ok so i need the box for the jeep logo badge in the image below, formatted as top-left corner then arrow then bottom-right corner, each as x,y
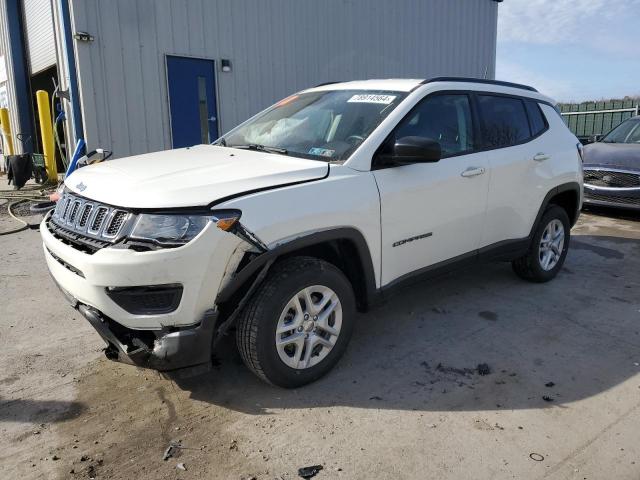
76,182 -> 87,192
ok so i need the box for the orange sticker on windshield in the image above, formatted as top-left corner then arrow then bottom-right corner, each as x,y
274,95 -> 299,107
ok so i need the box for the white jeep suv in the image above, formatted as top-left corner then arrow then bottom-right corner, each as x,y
41,78 -> 583,387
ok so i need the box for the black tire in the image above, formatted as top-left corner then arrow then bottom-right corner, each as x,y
236,256 -> 356,388
30,201 -> 56,214
512,205 -> 570,283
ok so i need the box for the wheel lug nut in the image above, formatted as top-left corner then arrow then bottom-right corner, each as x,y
313,316 -> 318,321
297,326 -> 303,332
304,314 -> 309,320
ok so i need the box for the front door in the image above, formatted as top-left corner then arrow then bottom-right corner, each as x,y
373,93 -> 490,286
166,56 -> 218,148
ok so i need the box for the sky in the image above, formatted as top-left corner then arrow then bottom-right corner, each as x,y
496,0 -> 640,103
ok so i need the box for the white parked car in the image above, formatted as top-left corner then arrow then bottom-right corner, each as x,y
41,78 -> 583,387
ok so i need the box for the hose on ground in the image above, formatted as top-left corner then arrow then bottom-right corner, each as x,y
0,184 -> 56,235
0,199 -> 29,235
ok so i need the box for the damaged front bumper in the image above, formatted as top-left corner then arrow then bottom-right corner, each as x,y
77,302 -> 217,378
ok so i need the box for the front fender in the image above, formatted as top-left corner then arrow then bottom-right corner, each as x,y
215,227 -> 377,308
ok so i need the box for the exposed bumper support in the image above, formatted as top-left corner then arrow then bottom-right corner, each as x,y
77,303 -> 217,378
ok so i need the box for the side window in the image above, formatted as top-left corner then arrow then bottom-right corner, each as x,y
524,100 -> 547,137
394,94 -> 475,157
478,95 -> 531,148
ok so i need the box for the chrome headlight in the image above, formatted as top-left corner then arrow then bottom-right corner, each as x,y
128,210 -> 241,246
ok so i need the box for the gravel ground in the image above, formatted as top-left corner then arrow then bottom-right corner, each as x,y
1,206 -> 639,480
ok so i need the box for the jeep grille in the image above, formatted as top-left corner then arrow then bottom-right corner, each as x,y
49,192 -> 133,252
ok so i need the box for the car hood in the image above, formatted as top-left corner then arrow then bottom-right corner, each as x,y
64,145 -> 329,209
582,142 -> 640,170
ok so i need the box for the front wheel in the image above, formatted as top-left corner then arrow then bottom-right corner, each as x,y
512,205 -> 570,282
236,256 -> 356,388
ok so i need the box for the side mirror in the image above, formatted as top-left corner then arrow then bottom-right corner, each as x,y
589,134 -> 602,143
76,149 -> 114,169
391,136 -> 441,164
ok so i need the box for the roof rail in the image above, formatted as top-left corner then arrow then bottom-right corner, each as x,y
421,77 -> 538,92
314,81 -> 342,87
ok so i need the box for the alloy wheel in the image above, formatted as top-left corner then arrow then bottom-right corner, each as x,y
538,218 -> 565,271
274,285 -> 342,369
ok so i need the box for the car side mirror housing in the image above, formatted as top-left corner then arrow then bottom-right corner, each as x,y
390,136 -> 441,164
589,134 -> 602,143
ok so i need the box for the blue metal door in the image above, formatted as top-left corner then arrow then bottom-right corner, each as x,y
166,56 -> 218,148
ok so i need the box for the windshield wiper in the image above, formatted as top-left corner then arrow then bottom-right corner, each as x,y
228,144 -> 288,155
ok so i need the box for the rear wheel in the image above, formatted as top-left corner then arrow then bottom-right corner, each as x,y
512,205 -> 570,282
236,256 -> 355,388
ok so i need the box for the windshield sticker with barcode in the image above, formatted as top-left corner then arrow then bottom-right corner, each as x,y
347,94 -> 397,104
309,147 -> 335,157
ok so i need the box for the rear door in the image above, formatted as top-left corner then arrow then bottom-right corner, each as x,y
166,56 -> 218,148
477,95 -> 549,246
373,92 -> 490,286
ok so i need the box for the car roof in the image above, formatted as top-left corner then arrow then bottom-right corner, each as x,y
306,77 -> 553,103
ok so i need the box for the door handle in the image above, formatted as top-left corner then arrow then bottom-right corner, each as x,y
533,152 -> 550,161
460,166 -> 486,178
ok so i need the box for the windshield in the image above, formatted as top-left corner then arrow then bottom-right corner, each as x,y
221,90 -> 406,161
602,119 -> 640,144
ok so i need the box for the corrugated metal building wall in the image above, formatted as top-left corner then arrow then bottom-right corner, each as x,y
68,0 -> 498,159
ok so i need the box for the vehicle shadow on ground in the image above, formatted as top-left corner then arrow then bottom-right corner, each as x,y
177,234 -> 640,415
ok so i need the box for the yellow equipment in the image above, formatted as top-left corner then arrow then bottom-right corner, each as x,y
36,90 -> 57,181
0,107 -> 15,155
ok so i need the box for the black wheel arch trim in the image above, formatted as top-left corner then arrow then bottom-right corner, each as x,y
215,227 -> 378,308
530,181 -> 581,236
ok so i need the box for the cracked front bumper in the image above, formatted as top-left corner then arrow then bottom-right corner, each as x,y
76,300 -> 217,377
